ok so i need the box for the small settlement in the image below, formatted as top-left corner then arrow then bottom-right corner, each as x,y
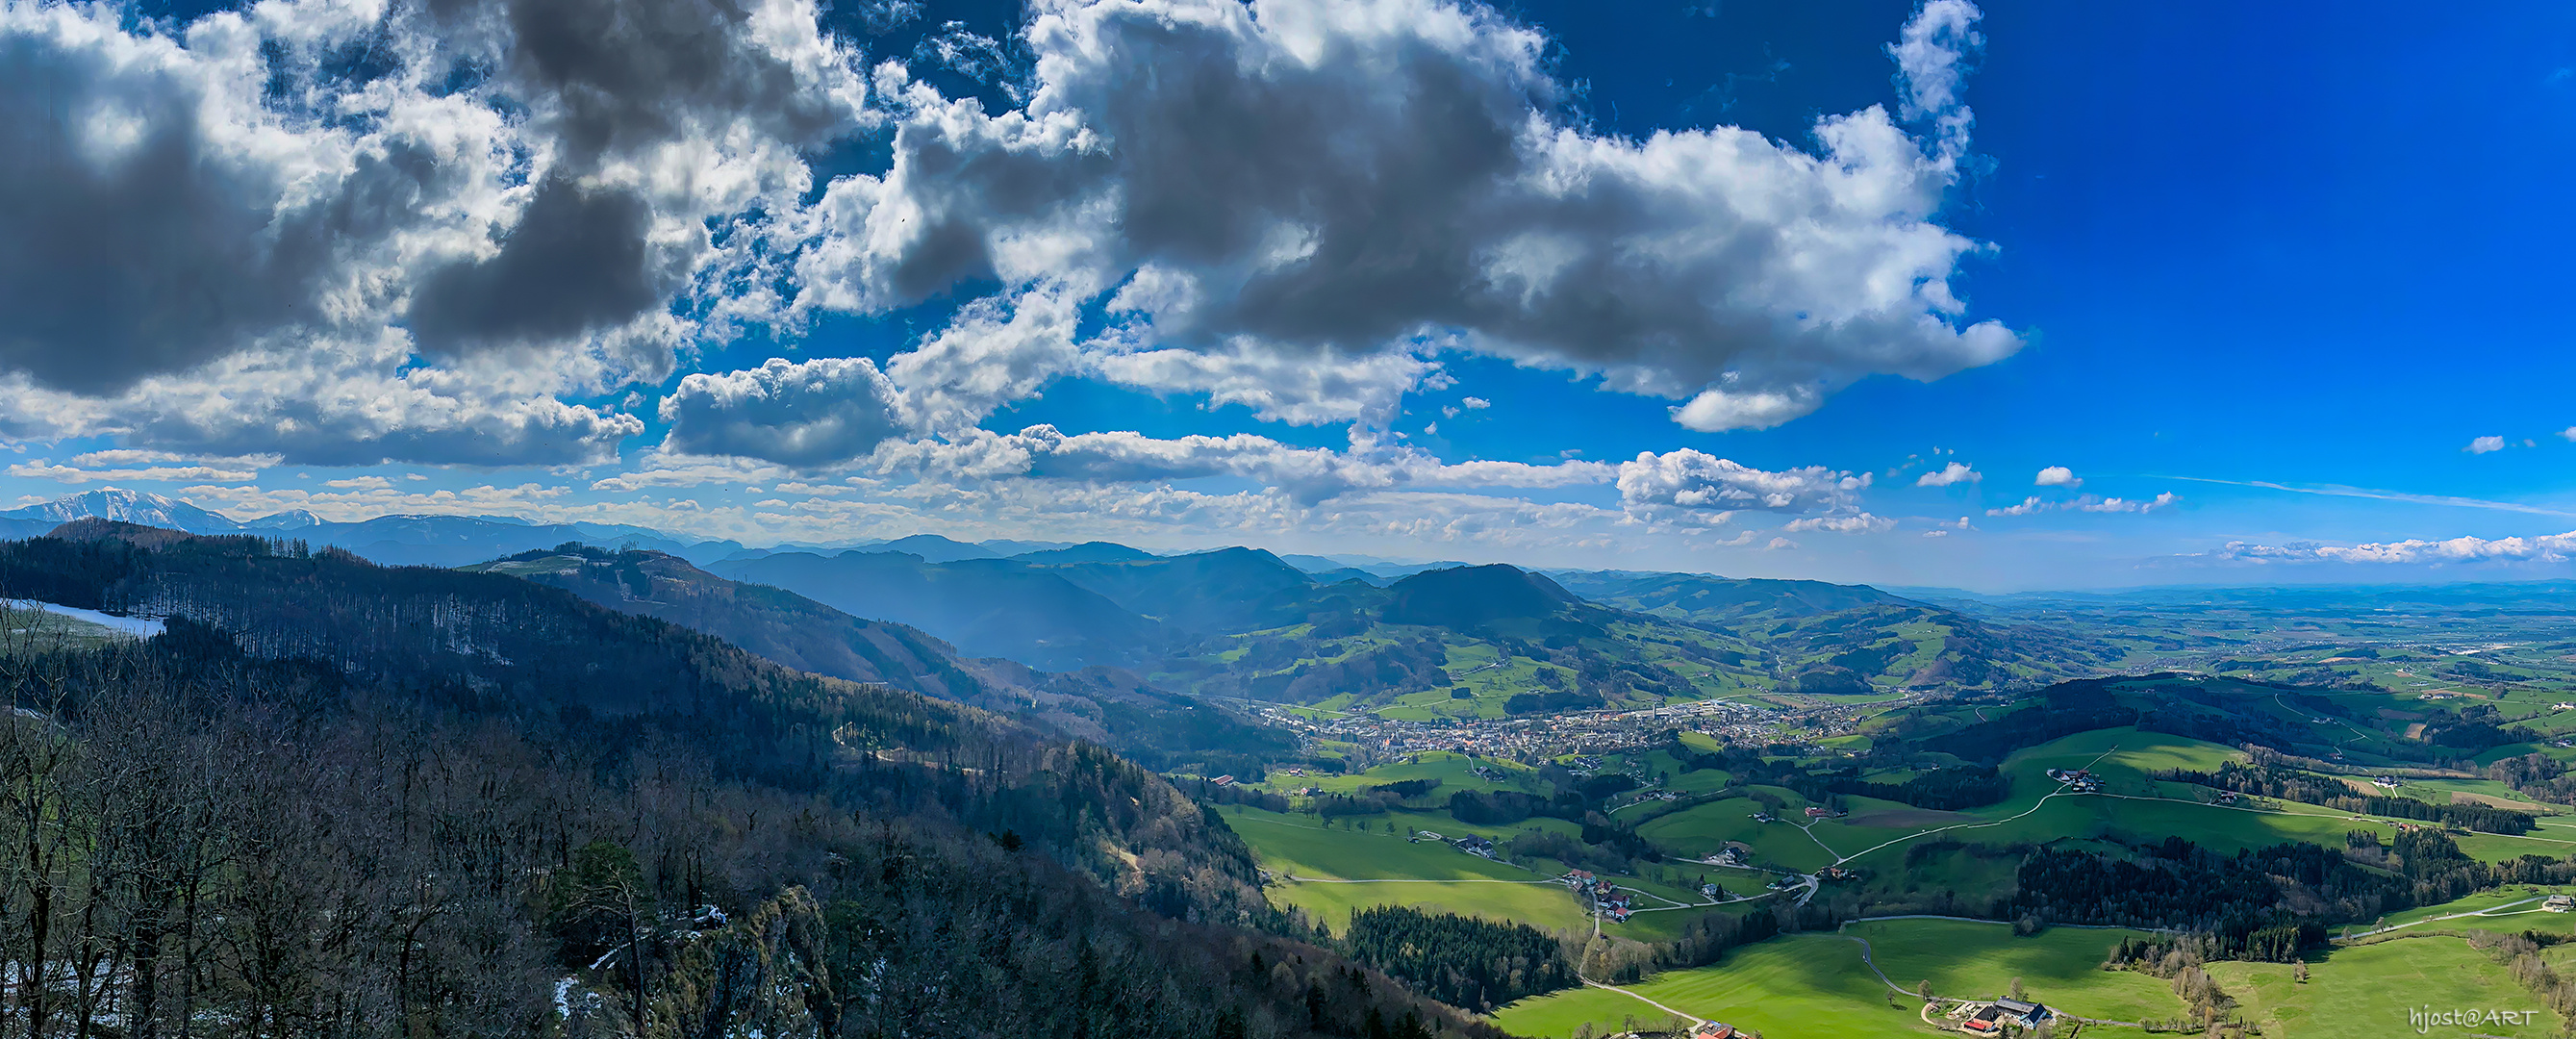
1559,870 -> 1632,921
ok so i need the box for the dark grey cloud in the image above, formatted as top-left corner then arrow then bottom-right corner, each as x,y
406,179 -> 665,354
0,0 -> 868,466
0,28 -> 323,393
433,0 -> 859,169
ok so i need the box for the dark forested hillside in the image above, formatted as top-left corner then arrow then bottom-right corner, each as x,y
467,543 -> 1002,702
470,544 -> 1298,778
0,523 -> 1503,1039
714,549 -> 1173,670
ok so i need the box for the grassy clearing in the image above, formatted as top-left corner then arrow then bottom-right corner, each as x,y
1220,804 -> 1745,943
1258,750 -> 1534,795
2209,937 -> 2563,1038
1217,806 -> 1538,881
1275,874 -> 1590,935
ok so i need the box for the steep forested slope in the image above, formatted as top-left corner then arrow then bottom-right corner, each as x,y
714,549 -> 1172,670
467,544 -> 998,701
0,522 -> 1499,1039
471,543 -> 1297,778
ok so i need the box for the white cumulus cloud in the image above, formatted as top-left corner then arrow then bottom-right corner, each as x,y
798,0 -> 2019,434
1615,448 -> 1873,526
2218,531 -> 2576,565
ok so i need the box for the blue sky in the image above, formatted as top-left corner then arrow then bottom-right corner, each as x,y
1,0 -> 2572,590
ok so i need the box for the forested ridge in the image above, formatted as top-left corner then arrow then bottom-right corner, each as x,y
0,523 -> 1506,1039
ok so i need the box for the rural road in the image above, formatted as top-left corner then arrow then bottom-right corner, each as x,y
1577,978 -> 1699,1026
2343,896 -> 2550,939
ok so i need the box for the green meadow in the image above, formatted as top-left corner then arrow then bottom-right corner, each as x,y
2209,936 -> 2563,1038
1492,919 -> 2176,1038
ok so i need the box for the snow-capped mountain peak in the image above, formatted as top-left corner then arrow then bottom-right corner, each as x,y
0,489 -> 245,534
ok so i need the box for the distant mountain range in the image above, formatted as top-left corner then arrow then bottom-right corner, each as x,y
1,490 -> 2100,701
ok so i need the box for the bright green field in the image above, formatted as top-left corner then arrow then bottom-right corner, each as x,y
1218,806 -> 1541,881
2210,937 -> 2563,1037
1635,728 -> 2362,875
1273,874 -> 1592,934
1691,728 -> 2571,873
1490,919 -> 2176,1039
1260,750 -> 1536,795
1220,804 -> 1744,941
2361,885 -> 2576,934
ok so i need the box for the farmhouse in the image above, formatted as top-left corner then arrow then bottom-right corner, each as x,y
1960,999 -> 2052,1033
1454,835 -> 1496,857
2546,895 -> 2574,913
1691,1023 -> 1736,1039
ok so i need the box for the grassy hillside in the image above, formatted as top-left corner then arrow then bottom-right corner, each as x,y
2210,936 -> 2564,1038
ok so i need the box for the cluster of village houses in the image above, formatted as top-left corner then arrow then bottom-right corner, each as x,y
1243,694 -> 1820,765
1559,870 -> 1635,922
